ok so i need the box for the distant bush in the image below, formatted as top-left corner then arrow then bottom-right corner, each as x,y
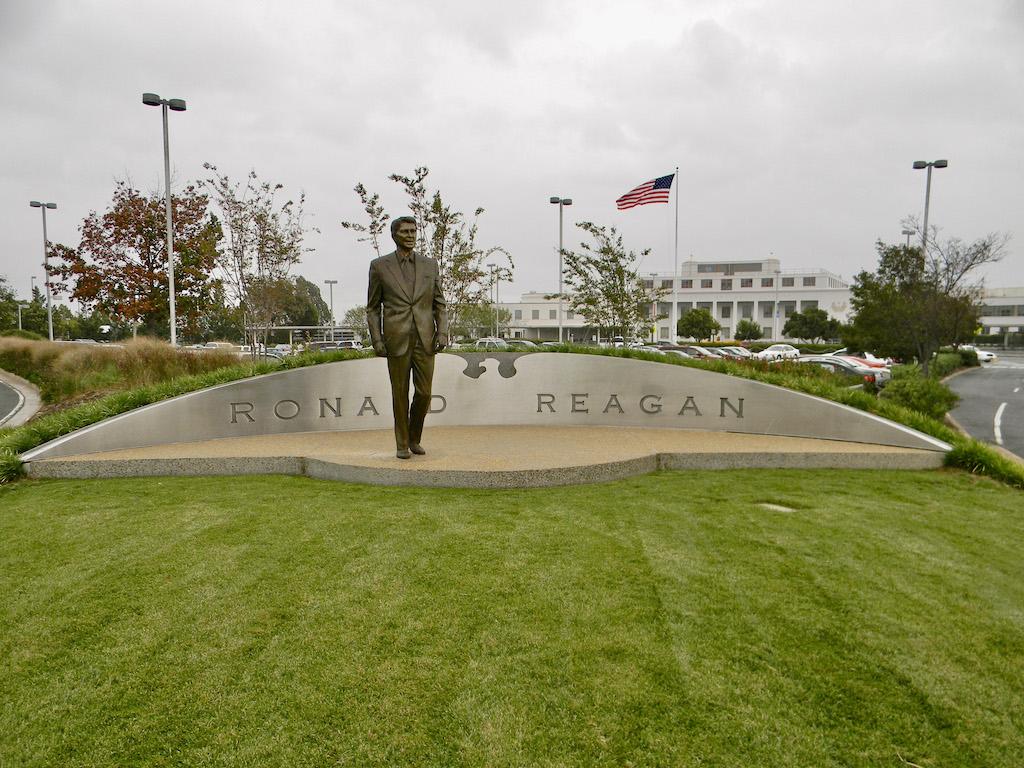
879,376 -> 959,420
1,329 -> 44,340
0,338 -> 240,403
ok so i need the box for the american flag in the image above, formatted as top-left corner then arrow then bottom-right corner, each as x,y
615,173 -> 675,210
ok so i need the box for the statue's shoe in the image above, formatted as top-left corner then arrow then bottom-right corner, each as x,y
409,443 -> 426,455
396,448 -> 412,459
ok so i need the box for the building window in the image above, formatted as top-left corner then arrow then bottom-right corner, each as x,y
741,278 -> 753,288
549,309 -> 557,319
721,279 -> 732,291
642,279 -> 654,289
659,327 -> 669,339
800,300 -> 818,312
720,304 -> 731,319
514,310 -> 522,320
700,279 -> 713,289
531,309 -> 539,320
566,310 -> 574,320
761,302 -> 774,318
761,278 -> 773,287
739,302 -> 753,319
681,279 -> 693,289
803,276 -> 816,286
661,279 -> 674,289
782,277 -> 795,287
762,326 -> 772,337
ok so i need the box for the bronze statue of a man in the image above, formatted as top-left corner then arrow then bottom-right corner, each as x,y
367,216 -> 448,459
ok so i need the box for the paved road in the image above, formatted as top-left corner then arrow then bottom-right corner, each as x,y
948,350 -> 1024,459
0,379 -> 23,426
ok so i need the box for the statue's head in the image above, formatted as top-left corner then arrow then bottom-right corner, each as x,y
391,216 -> 417,251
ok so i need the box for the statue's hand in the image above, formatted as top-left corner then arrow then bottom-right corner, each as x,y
373,343 -> 388,358
434,334 -> 448,353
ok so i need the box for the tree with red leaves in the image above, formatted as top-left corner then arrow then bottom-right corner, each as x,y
53,181 -> 222,339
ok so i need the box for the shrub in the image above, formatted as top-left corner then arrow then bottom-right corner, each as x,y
1,329 -> 45,340
879,376 -> 959,420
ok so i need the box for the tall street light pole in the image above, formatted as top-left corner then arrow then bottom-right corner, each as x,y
29,201 -> 56,341
549,196 -> 572,343
143,92 -> 186,346
487,263 -> 497,337
324,279 -> 337,342
773,268 -> 781,341
912,159 -> 947,256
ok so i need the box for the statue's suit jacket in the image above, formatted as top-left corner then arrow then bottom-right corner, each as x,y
366,250 -> 448,358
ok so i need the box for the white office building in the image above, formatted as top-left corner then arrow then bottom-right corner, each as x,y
499,258 -> 852,342
978,287 -> 1024,336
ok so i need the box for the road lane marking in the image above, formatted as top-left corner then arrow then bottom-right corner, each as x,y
994,402 -> 1007,445
1015,387 -> 1021,393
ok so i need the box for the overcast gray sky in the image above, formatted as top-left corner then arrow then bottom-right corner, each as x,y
2,0 -> 1021,316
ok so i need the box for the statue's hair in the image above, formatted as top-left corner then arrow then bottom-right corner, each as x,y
391,216 -> 417,237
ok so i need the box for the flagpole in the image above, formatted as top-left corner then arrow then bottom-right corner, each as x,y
672,166 -> 679,342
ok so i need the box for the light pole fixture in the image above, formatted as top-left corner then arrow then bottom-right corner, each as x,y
17,304 -> 29,331
549,196 -> 572,343
487,262 -> 497,337
324,279 -> 338,342
773,268 -> 781,341
143,92 -> 187,346
29,200 -> 56,341
912,159 -> 947,256
901,228 -> 915,247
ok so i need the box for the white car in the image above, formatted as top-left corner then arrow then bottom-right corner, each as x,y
755,344 -> 800,361
475,337 -> 508,350
959,345 -> 997,363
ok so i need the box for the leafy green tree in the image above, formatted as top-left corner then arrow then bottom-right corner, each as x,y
734,318 -> 763,341
342,305 -> 367,333
782,308 -> 839,342
0,275 -> 18,332
848,232 -> 1005,375
341,166 -> 512,335
203,165 -> 314,354
559,222 -> 666,340
677,308 -> 721,342
451,302 -> 512,339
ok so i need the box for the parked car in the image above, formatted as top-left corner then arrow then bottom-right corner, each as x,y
834,354 -> 888,370
827,348 -> 893,366
755,344 -> 800,361
505,339 -> 538,349
799,355 -> 890,387
718,345 -> 753,359
958,345 -> 997,363
664,349 -> 692,359
475,337 -> 509,350
677,345 -> 724,359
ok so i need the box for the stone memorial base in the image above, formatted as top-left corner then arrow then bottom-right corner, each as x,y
25,425 -> 945,489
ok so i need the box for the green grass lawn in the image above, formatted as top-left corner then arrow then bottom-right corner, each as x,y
1,470 -> 1022,767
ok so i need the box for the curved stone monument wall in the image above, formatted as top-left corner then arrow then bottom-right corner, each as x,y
22,353 -> 950,462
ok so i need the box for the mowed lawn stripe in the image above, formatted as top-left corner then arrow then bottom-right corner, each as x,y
1,470 -> 1022,766
631,470 -> 1024,767
2,476 -> 693,767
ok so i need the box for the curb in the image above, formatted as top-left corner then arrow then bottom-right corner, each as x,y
0,369 -> 42,429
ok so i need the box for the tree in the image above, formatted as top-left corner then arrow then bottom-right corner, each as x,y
341,166 -> 512,335
342,305 -> 367,333
677,308 -> 721,342
782,308 -> 839,342
0,275 -> 18,332
847,228 -> 1006,375
203,165 -> 315,354
451,302 -> 512,339
559,222 -> 666,340
734,318 -> 763,341
51,181 -> 222,338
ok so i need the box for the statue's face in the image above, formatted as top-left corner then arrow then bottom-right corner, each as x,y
394,221 -> 417,251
